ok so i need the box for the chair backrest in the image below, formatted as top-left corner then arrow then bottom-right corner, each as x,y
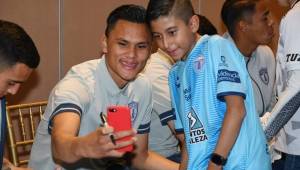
6,101 -> 48,167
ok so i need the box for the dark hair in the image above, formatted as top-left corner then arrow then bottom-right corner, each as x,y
221,0 -> 258,37
146,0 -> 195,25
0,20 -> 40,70
197,14 -> 218,35
105,4 -> 148,37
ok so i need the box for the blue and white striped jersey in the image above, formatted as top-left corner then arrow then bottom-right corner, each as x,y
169,35 -> 271,170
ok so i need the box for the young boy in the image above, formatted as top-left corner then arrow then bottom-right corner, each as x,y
146,0 -> 271,169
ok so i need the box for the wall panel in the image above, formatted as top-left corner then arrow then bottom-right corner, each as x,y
0,0 -> 59,104
199,0 -> 288,52
0,0 -> 290,104
63,0 -> 148,75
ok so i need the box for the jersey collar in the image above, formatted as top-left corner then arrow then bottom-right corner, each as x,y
98,56 -> 128,97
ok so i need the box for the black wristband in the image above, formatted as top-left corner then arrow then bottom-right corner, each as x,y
210,153 -> 227,166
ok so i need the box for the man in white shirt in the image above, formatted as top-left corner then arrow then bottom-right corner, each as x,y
221,0 -> 276,117
29,4 -> 179,170
265,0 -> 300,169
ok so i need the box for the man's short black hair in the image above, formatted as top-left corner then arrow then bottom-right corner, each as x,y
146,0 -> 195,25
105,4 -> 148,37
0,20 -> 40,70
221,0 -> 259,37
197,14 -> 218,35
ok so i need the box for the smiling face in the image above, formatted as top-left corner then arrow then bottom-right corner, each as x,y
150,15 -> 199,62
0,63 -> 33,97
243,0 -> 274,45
103,20 -> 151,88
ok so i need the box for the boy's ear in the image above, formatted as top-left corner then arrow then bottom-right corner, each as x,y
102,36 -> 108,54
189,15 -> 199,33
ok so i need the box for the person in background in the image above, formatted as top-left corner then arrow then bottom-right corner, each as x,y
197,14 -> 218,36
263,0 -> 300,169
146,0 -> 271,169
143,49 -> 179,162
221,0 -> 276,117
144,14 -> 217,163
29,4 -> 179,170
0,20 -> 40,170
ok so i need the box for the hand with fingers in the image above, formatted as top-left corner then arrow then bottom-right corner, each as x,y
75,126 -> 137,159
51,112 -> 137,164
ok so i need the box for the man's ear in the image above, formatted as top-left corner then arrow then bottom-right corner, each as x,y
238,20 -> 249,33
189,15 -> 200,33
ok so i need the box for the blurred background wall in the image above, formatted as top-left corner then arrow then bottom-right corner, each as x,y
0,0 -> 288,105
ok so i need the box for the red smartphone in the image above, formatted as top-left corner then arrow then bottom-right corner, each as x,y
107,105 -> 133,153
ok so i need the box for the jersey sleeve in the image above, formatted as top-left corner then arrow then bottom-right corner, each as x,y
146,58 -> 175,126
133,76 -> 153,134
214,38 -> 247,101
48,77 -> 91,134
280,14 -> 300,72
153,74 -> 175,126
264,70 -> 300,141
136,99 -> 152,134
169,66 -> 184,133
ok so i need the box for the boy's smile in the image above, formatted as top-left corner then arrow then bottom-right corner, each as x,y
150,15 -> 199,62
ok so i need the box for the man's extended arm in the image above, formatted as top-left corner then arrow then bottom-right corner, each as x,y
51,112 -> 136,164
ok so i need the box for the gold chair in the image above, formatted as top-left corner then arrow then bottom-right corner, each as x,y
6,101 -> 48,167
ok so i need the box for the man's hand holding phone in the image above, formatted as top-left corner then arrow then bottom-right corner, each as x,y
97,124 -> 136,155
75,106 -> 135,160
105,106 -> 135,153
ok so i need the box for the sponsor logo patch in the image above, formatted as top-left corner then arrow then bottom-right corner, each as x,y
217,69 -> 241,83
188,108 -> 208,144
286,53 -> 300,62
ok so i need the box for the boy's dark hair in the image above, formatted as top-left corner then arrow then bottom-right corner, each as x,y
105,4 -> 148,37
0,20 -> 40,70
221,0 -> 258,37
197,14 -> 218,35
146,0 -> 195,25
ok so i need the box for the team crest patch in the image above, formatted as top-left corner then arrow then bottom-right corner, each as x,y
128,102 -> 138,122
188,108 -> 208,144
259,68 -> 269,85
193,55 -> 205,73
